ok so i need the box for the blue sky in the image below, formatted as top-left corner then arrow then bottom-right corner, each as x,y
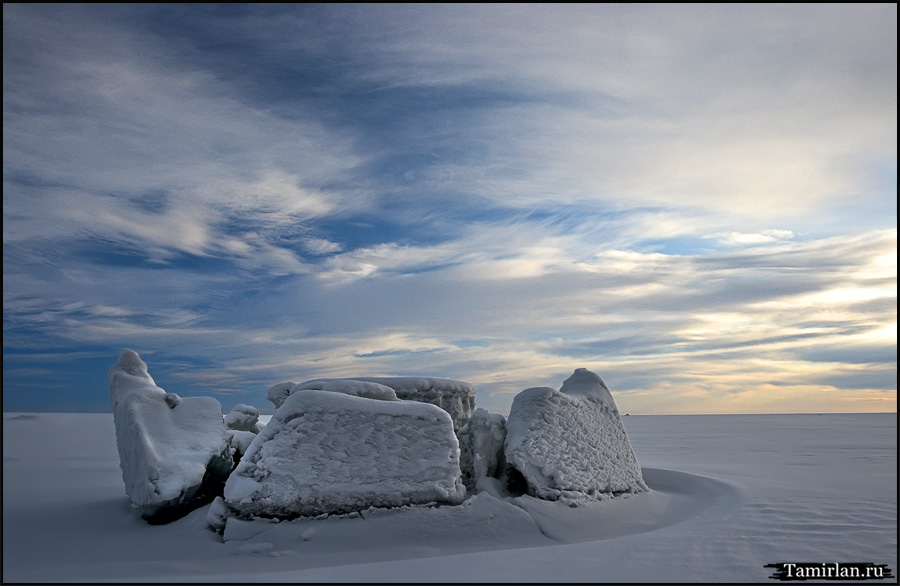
3,4 -> 896,415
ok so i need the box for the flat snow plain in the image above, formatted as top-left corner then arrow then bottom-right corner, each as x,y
2,412 -> 896,583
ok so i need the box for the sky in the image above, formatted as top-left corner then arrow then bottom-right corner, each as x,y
3,4 -> 896,415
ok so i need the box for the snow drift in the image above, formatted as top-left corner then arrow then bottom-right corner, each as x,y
108,349 -> 234,524
504,368 -> 648,502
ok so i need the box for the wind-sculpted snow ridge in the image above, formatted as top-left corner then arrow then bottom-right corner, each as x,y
290,376 -> 477,430
224,389 -> 466,519
505,368 -> 648,503
109,349 -> 234,524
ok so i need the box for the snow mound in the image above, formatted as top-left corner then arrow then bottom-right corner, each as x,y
298,379 -> 399,401
109,349 -> 234,524
225,404 -> 265,433
207,496 -> 229,534
504,368 -> 648,503
457,408 -> 508,492
266,382 -> 295,409
294,376 -> 476,430
224,389 -> 466,518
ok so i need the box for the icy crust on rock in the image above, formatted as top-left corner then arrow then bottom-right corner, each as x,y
224,389 -> 466,518
504,368 -> 648,503
224,404 -> 265,433
457,408 -> 508,492
109,349 -> 234,524
295,377 -> 476,430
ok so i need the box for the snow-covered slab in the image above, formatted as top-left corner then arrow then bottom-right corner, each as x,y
109,349 -> 234,524
302,379 -> 399,401
224,389 -> 466,518
504,368 -> 648,502
295,376 -> 476,430
457,408 -> 508,492
224,404 -> 265,433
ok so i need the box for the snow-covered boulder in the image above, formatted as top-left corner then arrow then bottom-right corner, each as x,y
299,379 -> 399,401
294,376 -> 476,430
266,382 -> 295,409
224,389 -> 466,518
504,368 -> 648,503
109,349 -> 234,524
224,404 -> 265,433
457,408 -> 508,492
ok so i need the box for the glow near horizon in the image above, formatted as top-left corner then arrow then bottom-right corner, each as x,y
2,4 -> 896,415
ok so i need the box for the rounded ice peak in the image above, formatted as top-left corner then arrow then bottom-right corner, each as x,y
116,349 -> 150,378
559,368 -> 612,401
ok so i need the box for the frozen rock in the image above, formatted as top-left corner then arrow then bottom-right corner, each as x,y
224,389 -> 466,518
504,368 -> 648,503
294,376 -> 476,430
457,408 -> 508,492
225,404 -> 264,433
109,349 -> 234,524
266,382 -> 295,409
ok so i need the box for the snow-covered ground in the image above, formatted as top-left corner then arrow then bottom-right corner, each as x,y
2,412 -> 896,583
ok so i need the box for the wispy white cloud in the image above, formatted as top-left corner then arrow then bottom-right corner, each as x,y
3,6 -> 370,279
303,4 -> 896,222
708,230 -> 795,246
2,5 -> 895,414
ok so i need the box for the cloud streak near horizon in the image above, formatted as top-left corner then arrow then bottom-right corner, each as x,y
3,4 -> 896,414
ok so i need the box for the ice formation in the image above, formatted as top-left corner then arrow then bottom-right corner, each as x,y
109,349 -> 234,524
294,376 -> 476,430
224,404 -> 265,433
457,408 -> 508,492
504,368 -> 648,502
224,389 -> 466,518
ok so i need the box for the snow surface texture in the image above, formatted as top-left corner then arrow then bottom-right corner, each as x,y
224,404 -> 264,433
505,368 -> 649,502
108,349 -> 234,524
224,389 -> 466,518
293,377 -> 476,430
457,408 -> 508,493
